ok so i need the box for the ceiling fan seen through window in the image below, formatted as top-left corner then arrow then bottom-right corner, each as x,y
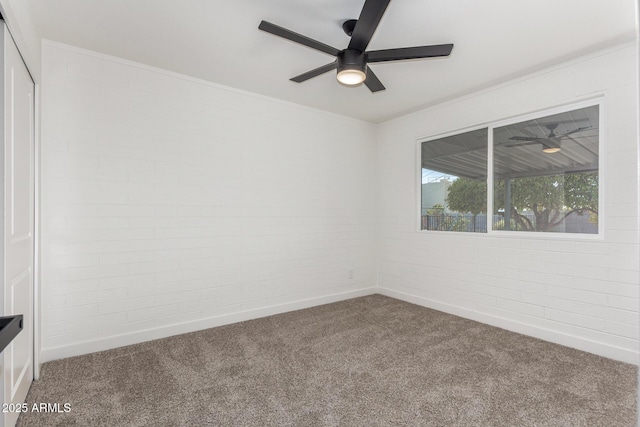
505,122 -> 593,154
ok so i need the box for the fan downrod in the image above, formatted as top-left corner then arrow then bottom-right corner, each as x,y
545,123 -> 559,137
342,19 -> 358,37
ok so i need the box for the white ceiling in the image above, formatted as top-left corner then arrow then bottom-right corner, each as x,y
28,0 -> 637,123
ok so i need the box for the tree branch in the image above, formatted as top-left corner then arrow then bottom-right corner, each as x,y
512,208 -> 533,231
547,208 -> 598,229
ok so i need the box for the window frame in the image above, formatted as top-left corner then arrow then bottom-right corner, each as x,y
416,97 -> 604,240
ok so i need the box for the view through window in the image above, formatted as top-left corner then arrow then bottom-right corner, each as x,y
493,105 -> 599,234
420,103 -> 600,234
421,128 -> 488,232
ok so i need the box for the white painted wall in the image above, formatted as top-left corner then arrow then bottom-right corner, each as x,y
377,43 -> 639,364
40,41 -> 377,361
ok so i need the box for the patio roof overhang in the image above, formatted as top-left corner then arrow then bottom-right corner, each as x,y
421,105 -> 599,180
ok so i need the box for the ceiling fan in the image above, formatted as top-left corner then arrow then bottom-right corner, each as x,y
505,123 -> 592,154
258,0 -> 454,92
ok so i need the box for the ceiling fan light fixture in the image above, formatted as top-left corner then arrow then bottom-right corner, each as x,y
336,49 -> 366,86
337,68 -> 366,85
542,146 -> 561,154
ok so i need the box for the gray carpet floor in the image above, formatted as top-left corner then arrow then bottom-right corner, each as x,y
17,295 -> 637,426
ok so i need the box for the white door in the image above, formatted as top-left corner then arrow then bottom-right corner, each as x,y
1,22 -> 34,427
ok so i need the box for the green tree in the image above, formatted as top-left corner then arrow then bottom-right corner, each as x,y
426,203 -> 445,215
445,178 -> 487,231
445,173 -> 598,232
494,172 -> 598,232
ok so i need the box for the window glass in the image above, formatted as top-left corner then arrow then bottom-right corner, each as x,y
492,105 -> 599,233
421,128 -> 488,232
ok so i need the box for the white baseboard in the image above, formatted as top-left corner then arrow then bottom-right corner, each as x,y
377,287 -> 639,366
42,287 -> 377,362
42,286 -> 638,366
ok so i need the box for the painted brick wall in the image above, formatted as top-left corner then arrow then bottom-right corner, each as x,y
376,44 -> 639,364
41,42 -> 377,360
42,40 -> 639,364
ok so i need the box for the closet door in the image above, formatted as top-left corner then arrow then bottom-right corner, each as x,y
1,22 -> 34,427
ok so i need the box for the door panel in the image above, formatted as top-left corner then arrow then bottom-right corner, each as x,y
10,68 -> 32,243
2,22 -> 34,427
9,268 -> 31,398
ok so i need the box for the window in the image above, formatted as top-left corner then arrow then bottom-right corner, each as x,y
419,102 -> 600,235
421,128 -> 488,232
493,104 -> 599,234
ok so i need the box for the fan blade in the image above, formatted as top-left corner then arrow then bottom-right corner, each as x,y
290,62 -> 338,83
538,119 -> 589,127
348,0 -> 390,52
509,136 -> 547,142
503,141 -> 539,147
367,44 -> 454,62
559,126 -> 591,137
364,66 -> 385,92
259,21 -> 340,56
508,136 -> 542,141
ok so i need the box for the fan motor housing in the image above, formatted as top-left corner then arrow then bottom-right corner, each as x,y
337,49 -> 366,75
